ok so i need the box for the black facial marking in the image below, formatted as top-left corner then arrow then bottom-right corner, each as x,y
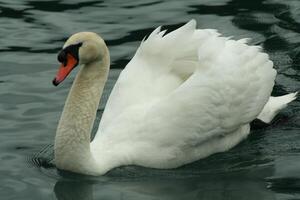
57,42 -> 82,66
57,50 -> 67,66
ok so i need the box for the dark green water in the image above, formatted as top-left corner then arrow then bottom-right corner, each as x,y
0,0 -> 299,199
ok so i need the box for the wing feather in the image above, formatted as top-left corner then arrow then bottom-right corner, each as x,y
97,19 -> 276,148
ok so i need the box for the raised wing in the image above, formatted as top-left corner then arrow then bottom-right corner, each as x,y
97,19 -> 276,144
131,29 -> 277,167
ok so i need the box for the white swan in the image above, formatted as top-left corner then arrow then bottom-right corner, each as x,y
52,20 -> 297,175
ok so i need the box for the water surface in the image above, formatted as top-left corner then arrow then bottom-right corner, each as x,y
0,0 -> 299,199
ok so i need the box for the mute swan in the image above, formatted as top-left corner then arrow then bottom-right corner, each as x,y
52,20 -> 297,175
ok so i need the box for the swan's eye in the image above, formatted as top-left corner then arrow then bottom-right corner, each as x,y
65,43 -> 82,59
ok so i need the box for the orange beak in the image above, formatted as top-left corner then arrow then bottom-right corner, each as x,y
52,53 -> 78,86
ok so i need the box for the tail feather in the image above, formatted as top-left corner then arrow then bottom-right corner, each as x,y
257,92 -> 298,123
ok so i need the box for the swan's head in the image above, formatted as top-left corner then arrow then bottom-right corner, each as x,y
53,32 -> 106,86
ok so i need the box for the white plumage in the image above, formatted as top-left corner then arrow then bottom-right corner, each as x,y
54,20 -> 297,175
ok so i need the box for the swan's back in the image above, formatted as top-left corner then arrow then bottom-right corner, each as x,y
91,20 -> 276,169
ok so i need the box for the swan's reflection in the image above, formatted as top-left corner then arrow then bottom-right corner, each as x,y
54,180 -> 94,200
54,167 -> 275,200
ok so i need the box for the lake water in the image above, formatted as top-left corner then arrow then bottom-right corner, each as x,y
0,0 -> 299,199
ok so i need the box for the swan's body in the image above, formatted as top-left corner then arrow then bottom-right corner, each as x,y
53,20 -> 297,175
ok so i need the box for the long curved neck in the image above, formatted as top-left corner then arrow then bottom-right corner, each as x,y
54,49 -> 109,175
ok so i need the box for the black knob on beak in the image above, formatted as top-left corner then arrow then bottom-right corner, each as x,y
57,50 -> 67,66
